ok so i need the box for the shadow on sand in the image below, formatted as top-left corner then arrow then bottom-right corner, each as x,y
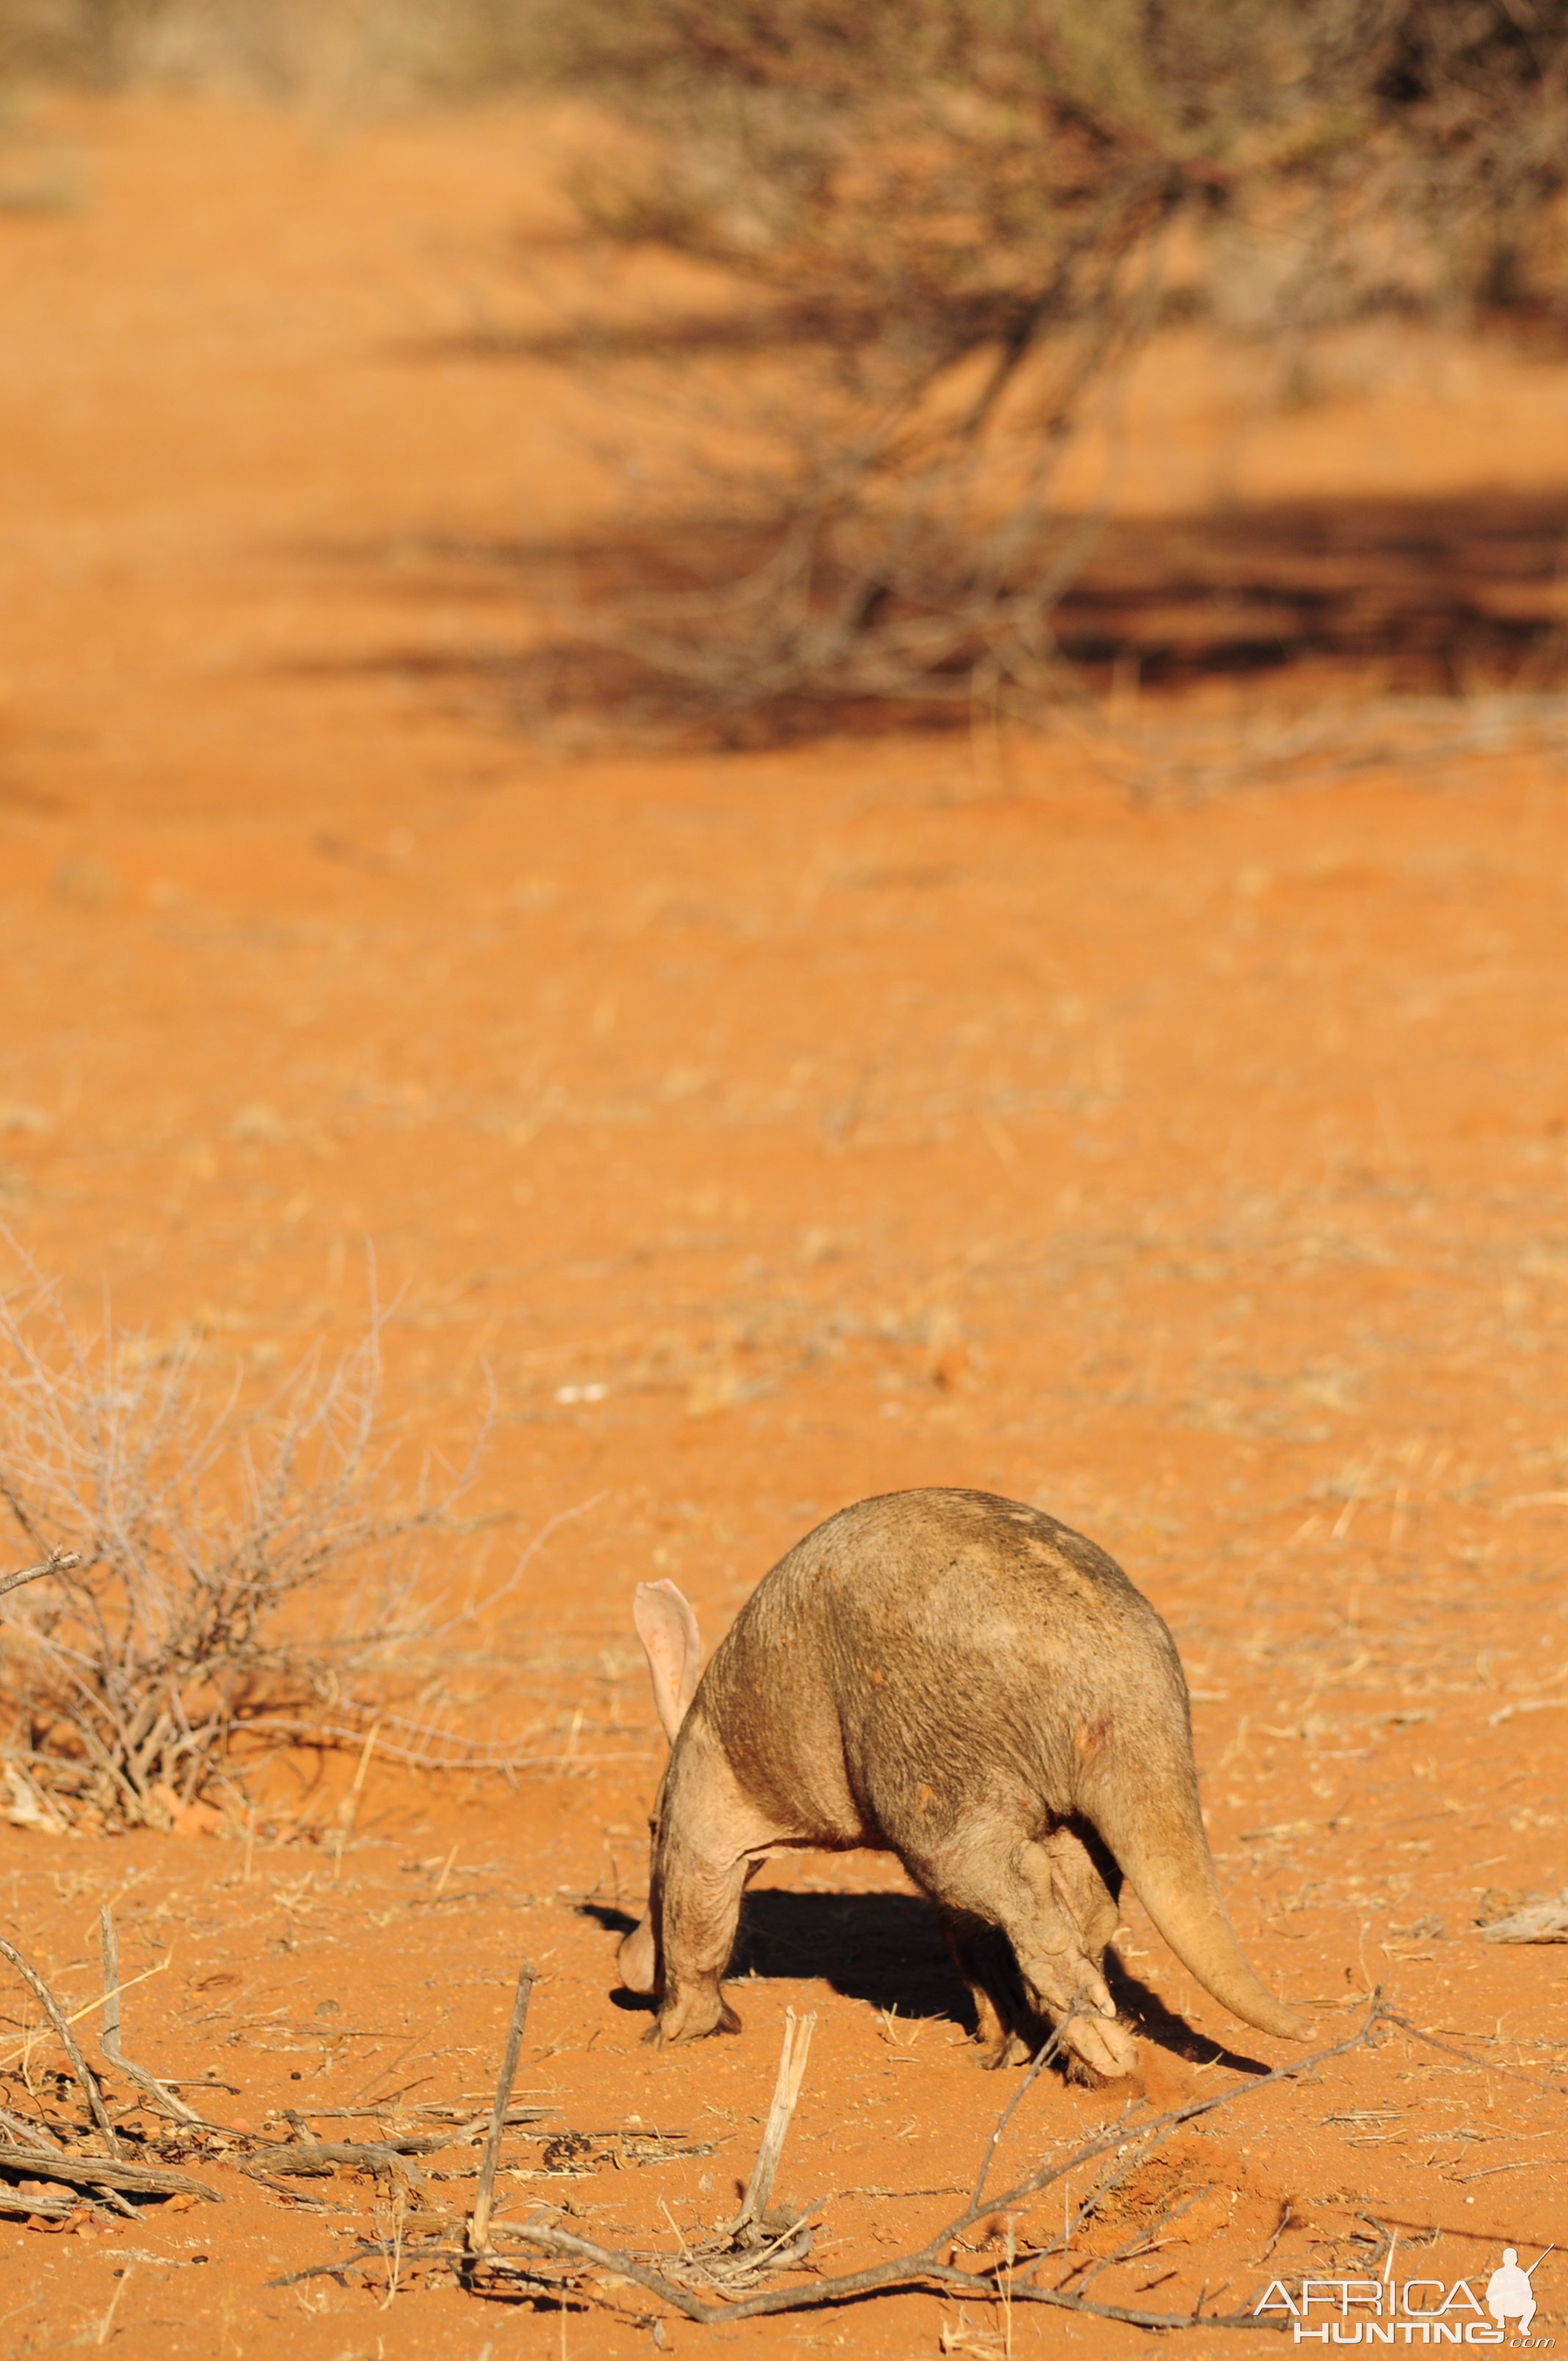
280,484 -> 1568,748
579,1892 -> 1271,2075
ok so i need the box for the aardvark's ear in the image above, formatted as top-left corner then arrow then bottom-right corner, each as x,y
632,1579 -> 702,1744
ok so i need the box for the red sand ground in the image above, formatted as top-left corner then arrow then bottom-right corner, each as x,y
1,92 -> 1566,2361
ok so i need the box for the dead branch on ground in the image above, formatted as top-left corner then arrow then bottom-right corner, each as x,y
428,1987 -> 1398,2327
0,1928 -> 225,2230
241,2140 -> 431,2195
1479,1892 -> 1568,1945
0,1933 -> 118,2153
0,2147 -> 220,2204
257,1984 -> 1564,2326
478,2001 -> 1435,2326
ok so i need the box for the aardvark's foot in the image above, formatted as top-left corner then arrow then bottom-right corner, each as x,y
975,2030 -> 1034,2069
643,1993 -> 742,2046
1061,2011 -> 1139,2084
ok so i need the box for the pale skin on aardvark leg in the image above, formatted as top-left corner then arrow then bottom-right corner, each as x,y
643,1724 -> 784,2046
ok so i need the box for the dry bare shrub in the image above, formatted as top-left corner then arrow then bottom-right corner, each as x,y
0,1264 -> 490,1831
537,0 -> 1568,728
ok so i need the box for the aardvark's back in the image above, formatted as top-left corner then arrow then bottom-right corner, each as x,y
700,1487 -> 1193,1846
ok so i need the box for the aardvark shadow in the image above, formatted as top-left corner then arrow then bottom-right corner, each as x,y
580,1892 -> 1269,2074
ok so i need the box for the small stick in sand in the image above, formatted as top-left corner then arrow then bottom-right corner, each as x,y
732,2009 -> 816,2241
468,1960 -> 536,2259
100,1907 -> 203,2125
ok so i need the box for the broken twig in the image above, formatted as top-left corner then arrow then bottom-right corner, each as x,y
732,2009 -> 816,2240
99,1907 -> 203,2126
0,2147 -> 218,2202
0,1548 -> 81,1605
467,1959 -> 535,2259
0,1934 -> 119,2155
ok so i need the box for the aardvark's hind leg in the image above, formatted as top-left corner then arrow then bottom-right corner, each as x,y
1034,1822 -> 1135,2083
938,1907 -> 1031,2068
917,1817 -> 1137,2081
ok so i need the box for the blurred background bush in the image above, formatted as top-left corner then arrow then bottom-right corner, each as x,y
7,1 -> 1566,725
0,0 -> 542,96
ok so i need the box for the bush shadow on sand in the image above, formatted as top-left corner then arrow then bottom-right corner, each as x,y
286,485 -> 1568,747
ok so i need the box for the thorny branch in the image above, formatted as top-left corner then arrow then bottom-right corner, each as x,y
969,2007 -> 1081,2209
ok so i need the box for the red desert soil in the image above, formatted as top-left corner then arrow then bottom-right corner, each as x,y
1,92 -> 1566,2361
